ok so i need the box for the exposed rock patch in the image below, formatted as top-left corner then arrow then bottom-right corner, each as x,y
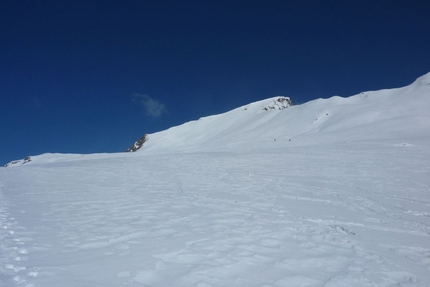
4,156 -> 32,167
126,134 -> 148,152
263,97 -> 293,111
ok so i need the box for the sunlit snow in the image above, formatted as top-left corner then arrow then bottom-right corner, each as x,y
1,73 -> 430,286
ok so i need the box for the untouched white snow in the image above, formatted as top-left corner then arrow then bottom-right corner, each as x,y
1,73 -> 430,286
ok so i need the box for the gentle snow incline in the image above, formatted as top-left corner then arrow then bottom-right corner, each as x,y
1,143 -> 430,286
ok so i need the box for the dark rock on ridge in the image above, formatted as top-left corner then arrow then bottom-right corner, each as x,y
262,97 -> 293,111
126,134 -> 148,152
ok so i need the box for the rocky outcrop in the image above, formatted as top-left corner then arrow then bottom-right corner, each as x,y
126,134 -> 148,152
262,97 -> 293,111
4,156 -> 32,167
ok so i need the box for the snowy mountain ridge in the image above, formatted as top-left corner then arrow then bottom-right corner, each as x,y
4,72 -> 430,166
137,72 -> 430,154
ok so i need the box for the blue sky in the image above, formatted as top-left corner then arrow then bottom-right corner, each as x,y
1,0 -> 429,165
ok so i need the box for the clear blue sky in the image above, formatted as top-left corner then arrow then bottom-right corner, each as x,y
1,0 -> 429,165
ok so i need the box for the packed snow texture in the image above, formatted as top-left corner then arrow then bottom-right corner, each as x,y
1,73 -> 430,286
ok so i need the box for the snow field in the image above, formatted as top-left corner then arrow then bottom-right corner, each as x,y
1,142 -> 429,286
0,184 -> 34,286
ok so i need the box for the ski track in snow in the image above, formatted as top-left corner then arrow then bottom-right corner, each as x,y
1,143 -> 430,286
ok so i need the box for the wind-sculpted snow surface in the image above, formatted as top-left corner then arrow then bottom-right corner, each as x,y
1,73 -> 430,286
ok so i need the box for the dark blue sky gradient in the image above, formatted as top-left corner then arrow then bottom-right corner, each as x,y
1,1 -> 430,164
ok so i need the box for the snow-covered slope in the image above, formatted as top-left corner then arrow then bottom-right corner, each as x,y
1,73 -> 430,287
5,72 -> 430,166
138,72 -> 430,153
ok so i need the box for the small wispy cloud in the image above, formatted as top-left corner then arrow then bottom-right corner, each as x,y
132,93 -> 167,118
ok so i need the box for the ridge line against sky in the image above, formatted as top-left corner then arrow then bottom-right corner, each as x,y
1,0 -> 430,165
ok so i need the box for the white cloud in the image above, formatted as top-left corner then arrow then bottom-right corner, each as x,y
132,93 -> 167,118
